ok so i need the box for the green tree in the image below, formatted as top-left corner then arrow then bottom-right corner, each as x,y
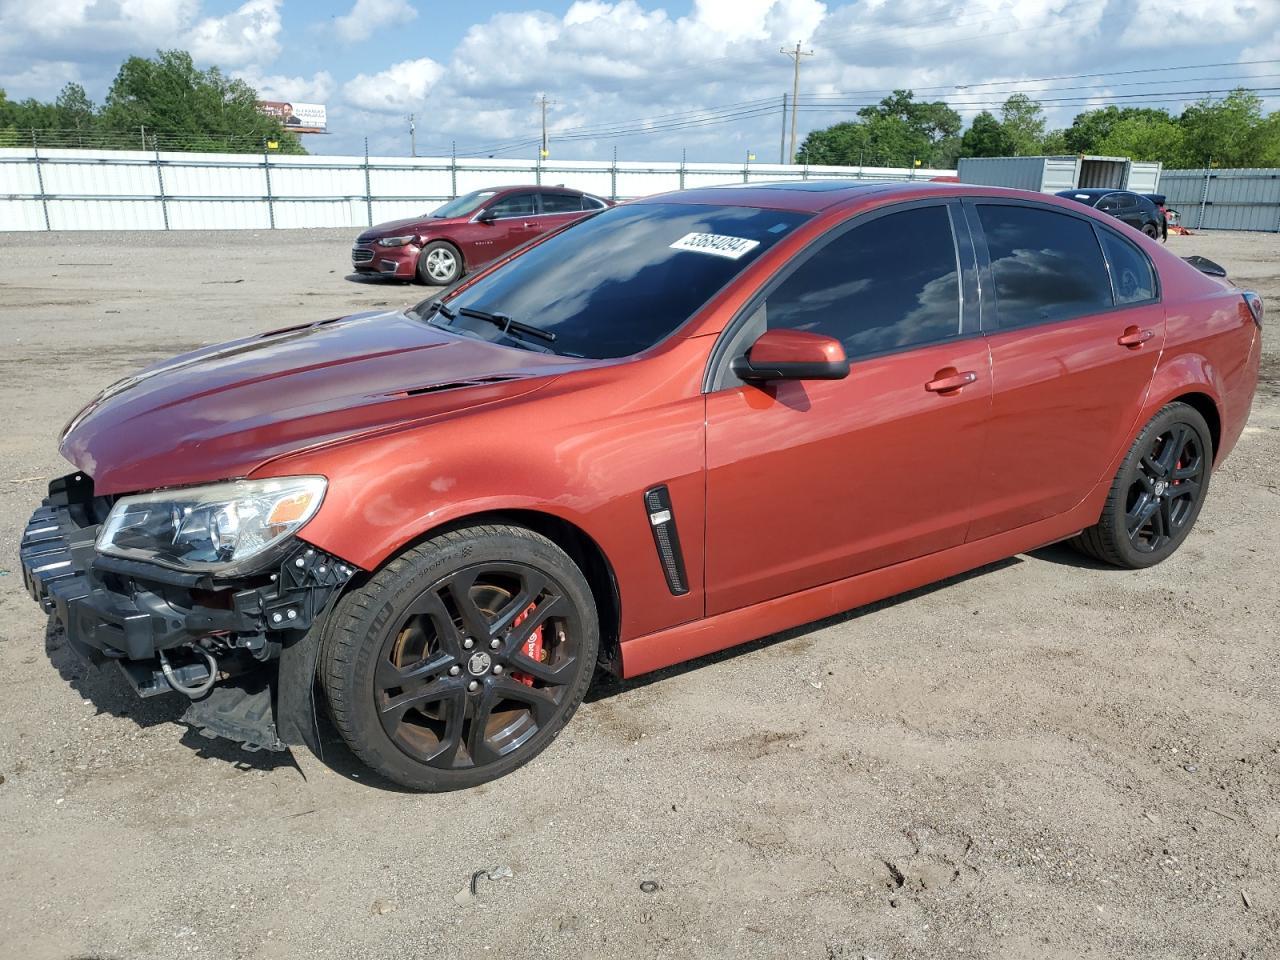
797,90 -> 961,167
1061,106 -> 1174,155
959,110 -> 1013,157
101,49 -> 303,153
1176,88 -> 1266,166
55,82 -> 95,133
999,93 -> 1045,156
1094,114 -> 1184,163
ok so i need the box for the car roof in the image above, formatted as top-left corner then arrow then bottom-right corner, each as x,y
1057,188 -> 1131,197
640,180 -> 1090,213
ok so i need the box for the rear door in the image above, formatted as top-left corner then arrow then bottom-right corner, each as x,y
538,190 -> 589,231
703,201 -> 992,615
965,200 -> 1165,541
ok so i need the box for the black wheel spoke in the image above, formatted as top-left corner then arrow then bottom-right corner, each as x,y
1172,459 -> 1201,481
1157,425 -> 1187,474
510,649 -> 577,686
1153,498 -> 1171,539
488,570 -> 553,636
466,683 -> 502,766
404,591 -> 466,657
424,690 -> 467,768
380,675 -> 465,722
443,571 -> 495,642
506,593 -> 566,652
1172,478 -> 1201,504
1126,493 -> 1158,535
493,677 -> 560,726
1141,453 -> 1168,479
375,649 -> 452,692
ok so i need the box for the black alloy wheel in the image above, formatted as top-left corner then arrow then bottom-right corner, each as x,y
1071,402 -> 1213,569
321,525 -> 598,790
375,562 -> 580,769
1125,422 -> 1205,554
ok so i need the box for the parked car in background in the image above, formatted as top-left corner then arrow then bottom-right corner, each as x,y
1057,188 -> 1166,240
351,185 -> 612,285
22,182 -> 1261,791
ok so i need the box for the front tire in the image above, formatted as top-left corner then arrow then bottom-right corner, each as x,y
416,241 -> 462,286
1071,402 -> 1212,568
320,524 -> 598,791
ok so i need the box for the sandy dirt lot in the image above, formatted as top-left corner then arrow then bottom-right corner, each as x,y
0,225 -> 1277,960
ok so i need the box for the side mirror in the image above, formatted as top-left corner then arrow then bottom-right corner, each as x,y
476,208 -> 497,223
732,328 -> 849,382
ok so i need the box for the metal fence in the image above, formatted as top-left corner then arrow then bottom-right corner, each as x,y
0,145 -> 956,232
1158,168 -> 1280,232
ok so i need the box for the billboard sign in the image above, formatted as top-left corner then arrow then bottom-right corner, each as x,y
258,101 -> 327,134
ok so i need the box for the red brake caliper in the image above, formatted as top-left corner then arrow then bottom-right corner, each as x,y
511,602 -> 543,686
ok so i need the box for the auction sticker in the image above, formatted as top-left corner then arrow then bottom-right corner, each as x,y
669,232 -> 760,260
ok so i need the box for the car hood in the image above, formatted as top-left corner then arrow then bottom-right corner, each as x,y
61,310 -> 588,495
357,216 -> 464,241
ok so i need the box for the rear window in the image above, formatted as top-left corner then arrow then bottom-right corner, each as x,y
977,204 -> 1113,328
1099,229 -> 1157,304
431,202 -> 811,359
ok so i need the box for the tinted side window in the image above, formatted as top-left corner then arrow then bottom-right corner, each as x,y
488,193 -> 537,217
1099,229 -> 1156,304
541,192 -> 582,214
765,205 -> 960,357
977,205 -> 1113,328
583,195 -> 608,210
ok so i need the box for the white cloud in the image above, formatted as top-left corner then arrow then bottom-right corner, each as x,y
342,57 -> 445,112
333,0 -> 418,43
235,67 -> 334,103
185,0 -> 284,67
0,0 -> 198,56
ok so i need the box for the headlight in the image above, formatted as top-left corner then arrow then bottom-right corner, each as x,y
96,477 -> 327,574
377,235 -> 417,247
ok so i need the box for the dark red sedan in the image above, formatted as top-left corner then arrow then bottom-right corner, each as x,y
21,181 -> 1261,791
351,185 -> 610,285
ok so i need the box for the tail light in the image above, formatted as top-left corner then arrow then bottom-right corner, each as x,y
1244,291 -> 1263,327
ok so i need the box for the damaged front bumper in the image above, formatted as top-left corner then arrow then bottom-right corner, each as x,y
20,472 -> 356,751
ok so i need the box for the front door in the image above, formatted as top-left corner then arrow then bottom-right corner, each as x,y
704,203 -> 992,617
469,191 -> 540,266
964,200 -> 1166,540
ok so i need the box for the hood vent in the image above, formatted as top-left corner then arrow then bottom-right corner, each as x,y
400,374 -> 522,397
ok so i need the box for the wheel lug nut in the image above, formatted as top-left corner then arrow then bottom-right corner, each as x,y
448,665 -> 460,676
489,638 -> 500,650
493,665 -> 503,675
467,680 -> 479,692
462,637 -> 474,650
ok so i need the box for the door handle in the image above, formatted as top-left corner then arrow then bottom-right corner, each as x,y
523,221 -> 540,229
925,369 -> 978,393
1117,327 -> 1155,348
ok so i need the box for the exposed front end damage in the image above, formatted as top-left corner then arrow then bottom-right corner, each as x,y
20,472 -> 356,752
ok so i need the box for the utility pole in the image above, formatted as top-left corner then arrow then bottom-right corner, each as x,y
407,113 -> 416,157
778,93 -> 788,164
780,41 -> 813,164
535,94 -> 557,160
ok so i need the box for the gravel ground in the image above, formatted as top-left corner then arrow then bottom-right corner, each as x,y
0,226 -> 1277,960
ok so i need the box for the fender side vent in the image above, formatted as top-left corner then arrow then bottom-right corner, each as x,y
643,484 -> 689,596
401,375 -> 520,397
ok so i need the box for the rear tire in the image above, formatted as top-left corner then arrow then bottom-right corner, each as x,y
320,524 -> 598,791
416,241 -> 462,286
1070,402 -> 1212,569
1142,223 -> 1160,240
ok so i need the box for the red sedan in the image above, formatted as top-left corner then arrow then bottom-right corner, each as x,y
351,184 -> 610,285
22,181 -> 1261,791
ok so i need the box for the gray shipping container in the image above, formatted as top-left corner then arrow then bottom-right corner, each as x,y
957,155 -> 1162,194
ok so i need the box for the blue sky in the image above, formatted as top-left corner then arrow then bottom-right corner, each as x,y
1,0 -> 1277,162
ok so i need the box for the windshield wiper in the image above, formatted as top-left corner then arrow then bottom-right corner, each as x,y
457,306 -> 556,343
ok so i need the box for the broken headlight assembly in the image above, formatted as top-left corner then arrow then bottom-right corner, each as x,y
95,476 -> 327,575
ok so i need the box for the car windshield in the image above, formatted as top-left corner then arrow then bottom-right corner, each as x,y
430,190 -> 495,218
418,202 -> 811,359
